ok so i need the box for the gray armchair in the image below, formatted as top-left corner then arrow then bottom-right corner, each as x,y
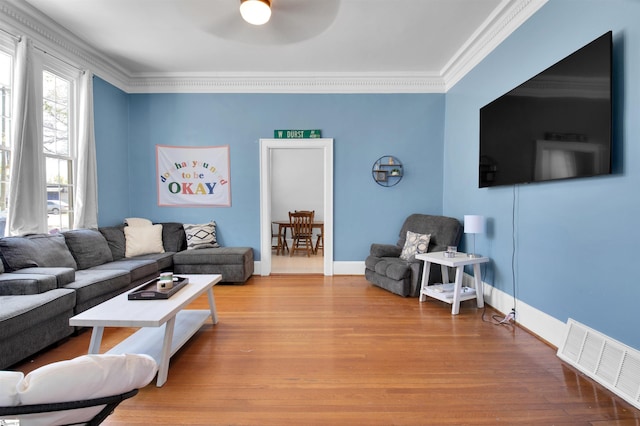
365,214 -> 462,297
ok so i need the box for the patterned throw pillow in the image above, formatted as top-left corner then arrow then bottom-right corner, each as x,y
399,231 -> 431,261
184,222 -> 221,250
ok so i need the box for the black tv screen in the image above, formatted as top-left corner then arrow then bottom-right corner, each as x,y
479,31 -> 612,188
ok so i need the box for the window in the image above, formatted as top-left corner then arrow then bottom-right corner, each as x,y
0,35 -> 81,236
43,69 -> 74,232
0,49 -> 11,236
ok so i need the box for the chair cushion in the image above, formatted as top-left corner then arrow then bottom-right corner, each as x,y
0,371 -> 24,406
373,258 -> 412,281
124,224 -> 165,257
399,231 -> 430,261
183,222 -> 220,250
13,354 -> 157,426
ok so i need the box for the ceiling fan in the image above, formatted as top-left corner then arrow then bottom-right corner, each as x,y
198,0 -> 341,46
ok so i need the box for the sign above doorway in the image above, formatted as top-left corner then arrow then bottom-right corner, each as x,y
274,129 -> 322,139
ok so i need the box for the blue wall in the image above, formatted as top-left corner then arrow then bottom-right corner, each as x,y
443,0 -> 640,349
93,77 -> 130,225
94,92 -> 446,260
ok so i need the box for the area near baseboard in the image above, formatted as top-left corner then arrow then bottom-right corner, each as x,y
557,319 -> 640,410
462,272 -> 566,348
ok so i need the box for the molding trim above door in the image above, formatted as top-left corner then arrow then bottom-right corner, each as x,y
259,138 -> 334,276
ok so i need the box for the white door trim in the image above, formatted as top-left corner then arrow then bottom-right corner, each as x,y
259,138 -> 334,276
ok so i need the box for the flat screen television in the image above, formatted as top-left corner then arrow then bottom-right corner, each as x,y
479,31 -> 612,188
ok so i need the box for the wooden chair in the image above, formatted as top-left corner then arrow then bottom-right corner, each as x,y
314,229 -> 323,255
272,222 -> 288,255
289,210 -> 315,257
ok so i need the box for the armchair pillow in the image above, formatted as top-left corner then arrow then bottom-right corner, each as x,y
399,231 -> 431,261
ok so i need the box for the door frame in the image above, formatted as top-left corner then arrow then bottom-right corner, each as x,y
259,138 -> 333,275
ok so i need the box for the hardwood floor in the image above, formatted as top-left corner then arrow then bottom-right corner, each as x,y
12,275 -> 640,425
271,250 -> 323,274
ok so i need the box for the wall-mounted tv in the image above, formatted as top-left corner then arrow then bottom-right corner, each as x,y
479,31 -> 612,188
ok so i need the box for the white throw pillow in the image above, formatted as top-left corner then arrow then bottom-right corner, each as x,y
124,217 -> 153,227
15,354 -> 157,426
124,224 -> 165,257
0,371 -> 24,406
399,231 -> 431,261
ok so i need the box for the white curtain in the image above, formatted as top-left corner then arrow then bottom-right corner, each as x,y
73,70 -> 98,229
7,37 -> 46,236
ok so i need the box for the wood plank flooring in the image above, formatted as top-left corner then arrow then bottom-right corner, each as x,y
12,275 -> 640,425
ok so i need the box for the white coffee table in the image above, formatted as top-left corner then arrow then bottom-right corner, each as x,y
69,274 -> 221,386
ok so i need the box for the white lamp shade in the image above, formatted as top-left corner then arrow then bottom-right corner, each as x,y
240,0 -> 272,25
464,215 -> 485,234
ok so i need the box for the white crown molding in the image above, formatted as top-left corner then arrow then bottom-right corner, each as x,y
1,0 -> 545,94
125,72 -> 446,94
442,0 -> 548,91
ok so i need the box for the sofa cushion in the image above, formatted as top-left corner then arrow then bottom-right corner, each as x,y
11,267 -> 76,287
0,234 -> 77,272
0,289 -> 76,341
99,225 -> 126,260
399,231 -> 430,261
0,273 -> 58,295
63,229 -> 114,270
63,269 -> 130,308
124,224 -> 165,257
159,222 -> 187,252
183,222 -> 220,250
129,252 -> 174,271
173,247 -> 249,265
91,259 -> 159,283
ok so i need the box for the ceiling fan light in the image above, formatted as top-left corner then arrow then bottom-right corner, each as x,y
240,0 -> 272,26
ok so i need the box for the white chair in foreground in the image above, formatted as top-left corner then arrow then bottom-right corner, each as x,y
0,353 -> 158,426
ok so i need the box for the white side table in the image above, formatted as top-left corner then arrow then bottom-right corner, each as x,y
416,251 -> 489,315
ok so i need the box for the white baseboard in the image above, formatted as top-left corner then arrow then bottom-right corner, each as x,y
254,261 -> 365,276
464,273 -> 565,348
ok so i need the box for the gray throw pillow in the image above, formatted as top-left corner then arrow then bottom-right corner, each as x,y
158,222 -> 187,252
99,225 -> 126,260
0,234 -> 78,271
63,229 -> 114,270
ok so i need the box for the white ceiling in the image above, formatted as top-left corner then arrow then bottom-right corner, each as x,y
5,0 -> 546,92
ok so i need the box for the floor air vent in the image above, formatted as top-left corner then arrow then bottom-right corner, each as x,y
557,318 -> 640,410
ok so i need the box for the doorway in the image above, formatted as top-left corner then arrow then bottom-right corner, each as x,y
260,138 -> 333,276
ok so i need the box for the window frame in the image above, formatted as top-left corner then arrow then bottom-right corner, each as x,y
41,55 -> 81,232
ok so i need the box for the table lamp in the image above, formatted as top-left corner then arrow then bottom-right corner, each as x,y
464,215 -> 485,258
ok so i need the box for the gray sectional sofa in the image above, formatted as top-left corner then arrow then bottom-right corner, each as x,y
0,222 -> 253,369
